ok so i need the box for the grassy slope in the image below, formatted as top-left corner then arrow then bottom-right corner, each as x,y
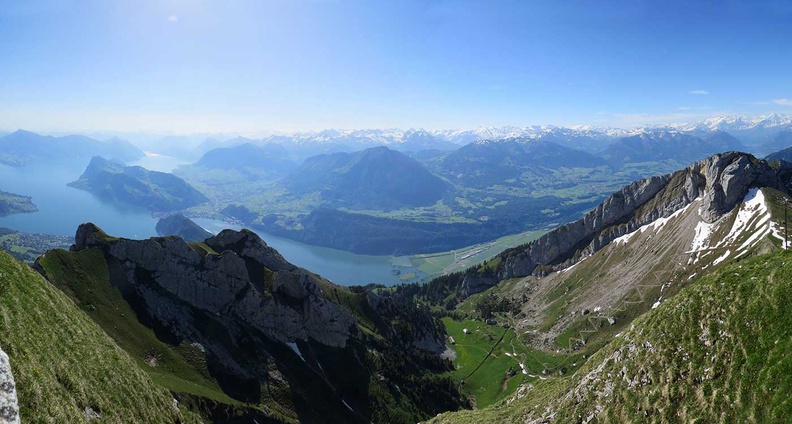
433,249 -> 792,423
442,318 -> 574,409
0,248 -> 203,423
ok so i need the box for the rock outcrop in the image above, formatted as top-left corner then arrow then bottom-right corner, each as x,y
0,346 -> 19,424
460,152 -> 790,295
73,223 -> 355,348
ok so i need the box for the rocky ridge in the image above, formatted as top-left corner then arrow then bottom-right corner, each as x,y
459,152 -> 790,295
73,223 -> 356,347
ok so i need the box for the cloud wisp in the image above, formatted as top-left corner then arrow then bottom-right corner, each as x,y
689,90 -> 709,95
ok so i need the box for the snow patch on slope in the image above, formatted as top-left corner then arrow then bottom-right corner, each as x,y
688,188 -> 787,266
287,342 -> 305,362
612,202 -> 693,246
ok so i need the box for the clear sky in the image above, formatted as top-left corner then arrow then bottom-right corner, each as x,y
1,0 -> 792,134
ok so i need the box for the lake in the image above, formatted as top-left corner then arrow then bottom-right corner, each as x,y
0,159 -> 417,286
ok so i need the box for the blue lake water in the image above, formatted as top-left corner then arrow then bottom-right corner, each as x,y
0,160 -> 411,286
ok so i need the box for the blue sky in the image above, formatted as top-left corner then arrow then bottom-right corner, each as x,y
1,0 -> 791,134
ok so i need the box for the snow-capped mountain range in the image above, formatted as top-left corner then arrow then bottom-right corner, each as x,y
251,113 -> 792,148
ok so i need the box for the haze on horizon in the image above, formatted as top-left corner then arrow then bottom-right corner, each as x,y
1,0 -> 791,135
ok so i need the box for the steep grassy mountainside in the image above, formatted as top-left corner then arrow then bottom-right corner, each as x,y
69,156 -> 209,212
0,248 -> 202,423
432,248 -> 792,423
35,224 -> 466,423
0,130 -> 143,167
286,146 -> 450,209
0,190 -> 37,217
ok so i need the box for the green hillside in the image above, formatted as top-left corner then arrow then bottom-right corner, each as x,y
432,249 -> 792,423
0,248 -> 203,423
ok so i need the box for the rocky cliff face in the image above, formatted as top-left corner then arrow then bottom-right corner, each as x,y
0,346 -> 19,424
461,152 -> 790,295
73,224 -> 356,348
52,223 -> 461,423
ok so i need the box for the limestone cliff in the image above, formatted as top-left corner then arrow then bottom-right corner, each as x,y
459,152 -> 791,295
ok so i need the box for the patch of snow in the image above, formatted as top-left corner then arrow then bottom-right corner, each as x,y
613,203 -> 693,248
342,399 -> 354,412
287,342 -> 305,362
738,225 -> 770,252
770,224 -> 789,249
560,254 -> 591,273
613,231 -> 638,246
719,188 -> 765,247
689,220 -> 717,253
652,299 -> 662,309
712,250 -> 731,266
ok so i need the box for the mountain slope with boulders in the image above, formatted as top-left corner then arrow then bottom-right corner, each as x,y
33,224 -> 466,423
